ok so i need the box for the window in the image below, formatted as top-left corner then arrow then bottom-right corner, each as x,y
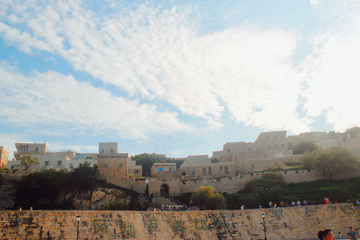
110,149 -> 113,153
11,165 -> 14,170
118,164 -> 123,168
58,161 -> 62,166
227,149 -> 230,153
352,142 -> 354,145
274,136 -> 276,139
169,167 -> 174,171
23,147 -> 28,152
191,168 -> 196,175
268,145 -> 271,148
135,170 -> 139,174
276,163 -> 278,165
267,136 -> 269,140
224,166 -> 229,174
158,167 -> 163,172
103,164 -> 108,168
70,163 -> 74,169
162,179 -> 167,182
220,166 -> 223,170
202,168 -> 206,176
101,149 -> 104,153
45,161 -> 49,166
275,145 -> 277,148
282,144 -> 284,147
251,164 -> 254,168
208,167 -> 212,176
248,148 -> 251,151
281,136 -> 283,139
35,147 -> 38,152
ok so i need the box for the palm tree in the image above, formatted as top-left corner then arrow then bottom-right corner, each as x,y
314,151 -> 336,180
331,147 -> 358,182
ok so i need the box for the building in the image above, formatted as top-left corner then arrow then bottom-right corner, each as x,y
0,146 -> 9,169
7,142 -> 98,171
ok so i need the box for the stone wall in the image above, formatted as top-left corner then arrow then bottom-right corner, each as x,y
180,169 -> 360,194
0,204 -> 358,239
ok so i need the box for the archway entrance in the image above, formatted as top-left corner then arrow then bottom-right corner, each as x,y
160,184 -> 169,198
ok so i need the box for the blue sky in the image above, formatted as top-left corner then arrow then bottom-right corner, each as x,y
1,0 -> 360,159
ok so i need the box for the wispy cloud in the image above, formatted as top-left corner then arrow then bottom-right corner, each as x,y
1,0 -> 359,137
0,61 -> 192,139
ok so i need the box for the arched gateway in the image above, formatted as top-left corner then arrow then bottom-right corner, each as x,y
160,183 -> 169,198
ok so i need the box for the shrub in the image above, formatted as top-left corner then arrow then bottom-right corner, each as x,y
285,161 -> 302,167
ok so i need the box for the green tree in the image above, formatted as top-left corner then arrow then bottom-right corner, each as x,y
68,162 -> 99,192
211,157 -> 219,163
314,151 -> 336,180
292,141 -> 319,155
301,151 -> 318,171
15,169 -> 67,209
19,155 -> 40,172
132,153 -> 185,176
191,185 -> 226,210
331,147 -> 358,182
342,126 -> 360,141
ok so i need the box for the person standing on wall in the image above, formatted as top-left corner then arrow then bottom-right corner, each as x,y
348,227 -> 358,240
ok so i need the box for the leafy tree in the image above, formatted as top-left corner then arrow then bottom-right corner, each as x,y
342,126 -> 360,140
242,173 -> 285,194
19,155 -> 40,172
211,157 -> 219,163
292,141 -> 319,155
331,147 -> 358,182
67,162 -> 99,193
191,185 -> 226,210
15,169 -> 67,209
314,151 -> 336,180
132,153 -> 185,176
301,151 -> 318,171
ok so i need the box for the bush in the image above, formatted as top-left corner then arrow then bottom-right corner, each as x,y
191,186 -> 226,210
285,161 -> 302,167
128,174 -> 135,179
101,200 -> 128,210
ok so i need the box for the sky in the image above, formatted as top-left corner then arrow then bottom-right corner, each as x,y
1,0 -> 360,160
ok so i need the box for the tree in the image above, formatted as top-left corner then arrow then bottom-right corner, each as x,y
301,151 -> 317,171
292,141 -> 319,155
191,185 -> 226,210
342,126 -> 360,140
314,151 -> 336,180
331,147 -> 358,182
211,157 -> 219,163
132,153 -> 185,176
68,162 -> 99,192
19,155 -> 40,172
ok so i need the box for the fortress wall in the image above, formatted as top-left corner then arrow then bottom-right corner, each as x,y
0,204 -> 358,240
180,170 -> 360,194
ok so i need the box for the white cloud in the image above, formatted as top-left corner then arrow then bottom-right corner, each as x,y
0,61 -> 192,139
0,133 -> 29,160
300,5 -> 360,132
310,0 -> 319,6
0,0 -> 319,134
46,142 -> 98,153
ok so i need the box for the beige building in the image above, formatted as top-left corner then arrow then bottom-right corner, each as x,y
0,146 -> 9,169
316,138 -> 343,150
99,142 -> 119,155
8,142 -> 98,171
151,163 -> 177,177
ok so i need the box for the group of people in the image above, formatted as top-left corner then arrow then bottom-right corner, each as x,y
264,200 -> 311,209
318,227 -> 358,240
154,203 -> 192,212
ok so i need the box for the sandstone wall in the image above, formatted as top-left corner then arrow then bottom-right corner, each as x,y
0,204 -> 358,239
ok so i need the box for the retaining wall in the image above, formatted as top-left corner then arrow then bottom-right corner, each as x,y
0,204 -> 358,239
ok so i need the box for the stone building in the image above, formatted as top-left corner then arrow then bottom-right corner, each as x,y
151,163 -> 177,177
7,142 -> 98,171
0,146 -> 8,169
